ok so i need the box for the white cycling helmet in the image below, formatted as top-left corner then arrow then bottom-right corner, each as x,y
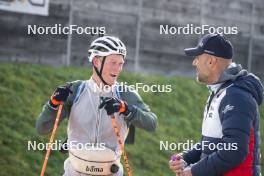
88,36 -> 127,62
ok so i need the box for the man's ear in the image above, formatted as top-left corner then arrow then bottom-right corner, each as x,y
208,56 -> 217,68
92,57 -> 101,68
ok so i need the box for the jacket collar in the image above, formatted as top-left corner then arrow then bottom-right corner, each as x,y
207,83 -> 223,94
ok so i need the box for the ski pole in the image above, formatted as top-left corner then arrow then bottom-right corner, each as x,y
111,115 -> 133,176
40,104 -> 63,176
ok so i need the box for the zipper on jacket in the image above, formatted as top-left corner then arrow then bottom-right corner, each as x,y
95,94 -> 102,143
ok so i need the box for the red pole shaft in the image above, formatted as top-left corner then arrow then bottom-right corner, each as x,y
40,104 -> 63,176
111,115 -> 133,176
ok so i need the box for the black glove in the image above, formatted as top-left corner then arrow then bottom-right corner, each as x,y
49,83 -> 73,108
99,97 -> 132,116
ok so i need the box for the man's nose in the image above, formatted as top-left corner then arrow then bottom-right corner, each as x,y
113,64 -> 122,73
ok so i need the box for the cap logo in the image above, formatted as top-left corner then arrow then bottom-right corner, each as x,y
198,40 -> 204,47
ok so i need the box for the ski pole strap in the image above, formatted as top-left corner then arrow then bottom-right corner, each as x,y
40,104 -> 63,176
111,116 -> 133,176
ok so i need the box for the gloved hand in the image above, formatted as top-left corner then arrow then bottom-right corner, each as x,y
99,97 -> 132,116
49,83 -> 73,108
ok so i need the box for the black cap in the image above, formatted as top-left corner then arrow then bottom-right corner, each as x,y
184,34 -> 233,59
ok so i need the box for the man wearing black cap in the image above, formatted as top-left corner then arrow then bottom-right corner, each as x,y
169,34 -> 263,176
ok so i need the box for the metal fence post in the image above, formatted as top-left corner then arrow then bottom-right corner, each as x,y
134,0 -> 143,72
247,1 -> 255,72
66,0 -> 74,66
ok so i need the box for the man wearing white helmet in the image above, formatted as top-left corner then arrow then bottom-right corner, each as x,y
36,35 -> 158,176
